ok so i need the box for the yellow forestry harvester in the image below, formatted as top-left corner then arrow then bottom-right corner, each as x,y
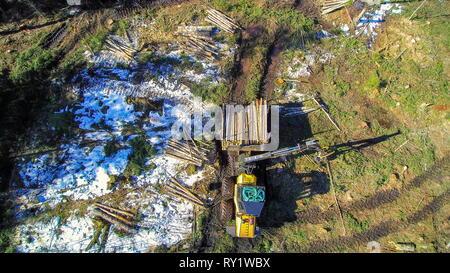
221,140 -> 328,238
225,173 -> 265,238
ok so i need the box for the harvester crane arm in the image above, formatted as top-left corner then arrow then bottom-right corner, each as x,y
240,140 -> 322,165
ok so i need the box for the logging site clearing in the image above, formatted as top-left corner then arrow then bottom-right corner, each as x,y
0,0 -> 449,253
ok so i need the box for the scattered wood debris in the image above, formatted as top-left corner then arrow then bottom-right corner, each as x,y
164,177 -> 208,208
311,95 -> 342,132
321,0 -> 350,15
178,34 -> 220,61
92,202 -> 137,234
205,8 -> 242,33
165,139 -> 209,167
395,242 -> 416,252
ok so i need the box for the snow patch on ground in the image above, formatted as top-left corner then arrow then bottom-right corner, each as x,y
13,40 -> 227,252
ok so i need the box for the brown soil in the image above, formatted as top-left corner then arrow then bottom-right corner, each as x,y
228,25 -> 265,104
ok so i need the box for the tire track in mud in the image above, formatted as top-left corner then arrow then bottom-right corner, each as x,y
200,23 -> 289,252
296,155 -> 449,225
301,188 -> 450,252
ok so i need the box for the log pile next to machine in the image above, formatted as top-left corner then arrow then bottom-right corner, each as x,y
222,99 -> 269,149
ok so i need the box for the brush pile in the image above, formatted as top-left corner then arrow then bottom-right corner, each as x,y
92,202 -> 137,234
164,177 -> 208,208
321,0 -> 350,15
205,8 -> 242,33
104,36 -> 137,61
165,139 -> 209,167
178,34 -> 220,61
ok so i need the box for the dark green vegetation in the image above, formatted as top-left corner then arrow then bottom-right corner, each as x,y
9,45 -> 55,83
0,207 -> 16,253
191,81 -> 231,105
123,135 -> 157,179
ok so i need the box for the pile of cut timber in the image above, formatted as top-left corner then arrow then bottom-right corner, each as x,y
222,99 -> 269,148
321,0 -> 350,15
205,8 -> 242,33
104,36 -> 136,61
92,202 -> 137,234
164,177 -> 208,208
179,34 -> 220,61
165,139 -> 209,167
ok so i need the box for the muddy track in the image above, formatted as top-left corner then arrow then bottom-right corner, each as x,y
296,155 -> 450,225
226,27 -> 289,252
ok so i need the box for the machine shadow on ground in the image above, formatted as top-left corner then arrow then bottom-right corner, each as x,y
257,103 -> 331,228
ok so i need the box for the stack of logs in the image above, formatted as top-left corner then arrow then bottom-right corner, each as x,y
178,30 -> 220,61
104,36 -> 136,61
205,8 -> 242,34
92,202 -> 137,234
104,83 -> 195,112
321,0 -> 350,15
222,99 -> 269,148
164,177 -> 208,208
165,139 -> 209,167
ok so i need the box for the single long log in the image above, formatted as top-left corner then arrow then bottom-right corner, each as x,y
167,141 -> 205,160
312,96 -> 341,131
